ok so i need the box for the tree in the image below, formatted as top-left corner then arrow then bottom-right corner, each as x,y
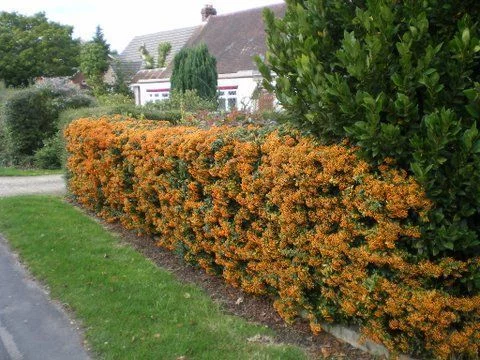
79,26 -> 111,95
79,42 -> 109,95
257,1 -> 480,266
157,42 -> 172,68
92,25 -> 110,55
0,12 -> 80,87
171,43 -> 217,100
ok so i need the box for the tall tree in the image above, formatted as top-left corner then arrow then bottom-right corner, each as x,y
92,25 -> 110,55
79,42 -> 109,95
171,43 -> 217,99
0,12 -> 80,87
79,25 -> 112,95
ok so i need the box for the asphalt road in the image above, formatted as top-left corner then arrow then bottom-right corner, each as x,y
0,175 -> 66,197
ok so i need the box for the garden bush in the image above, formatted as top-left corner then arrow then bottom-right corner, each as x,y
3,82 -> 93,164
65,117 -> 479,359
33,135 -> 63,169
256,0 -> 480,264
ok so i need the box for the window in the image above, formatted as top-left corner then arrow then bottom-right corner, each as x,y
219,98 -> 226,110
228,98 -> 237,110
146,89 -> 170,103
218,87 -> 238,112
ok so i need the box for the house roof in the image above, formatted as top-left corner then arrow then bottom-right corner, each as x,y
131,3 -> 286,83
186,3 -> 286,75
118,25 -> 200,82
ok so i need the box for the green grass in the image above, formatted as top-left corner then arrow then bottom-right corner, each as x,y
0,196 -> 306,360
0,167 -> 63,176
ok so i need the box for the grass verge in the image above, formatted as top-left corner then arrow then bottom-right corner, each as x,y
0,167 -> 63,176
0,196 -> 306,360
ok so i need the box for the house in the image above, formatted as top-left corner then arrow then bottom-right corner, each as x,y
122,3 -> 286,110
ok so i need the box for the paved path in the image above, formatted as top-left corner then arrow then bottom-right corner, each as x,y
0,176 -> 89,359
0,175 -> 66,197
0,237 -> 90,360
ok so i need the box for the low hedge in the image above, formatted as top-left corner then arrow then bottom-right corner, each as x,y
65,117 -> 479,359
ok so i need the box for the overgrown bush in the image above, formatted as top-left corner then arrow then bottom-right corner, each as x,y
257,0 -> 480,263
3,82 -> 93,165
65,117 -> 479,359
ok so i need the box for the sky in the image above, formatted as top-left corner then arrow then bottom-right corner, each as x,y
2,0 -> 284,53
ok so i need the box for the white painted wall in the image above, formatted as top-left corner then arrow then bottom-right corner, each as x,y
133,80 -> 171,106
131,70 -> 263,109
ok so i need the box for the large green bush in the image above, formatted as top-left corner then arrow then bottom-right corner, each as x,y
257,0 -> 480,266
4,87 -> 59,157
3,81 -> 93,165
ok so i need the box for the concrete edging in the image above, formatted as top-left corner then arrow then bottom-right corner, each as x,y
321,323 -> 414,359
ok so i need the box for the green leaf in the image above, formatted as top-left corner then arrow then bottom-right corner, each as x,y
462,28 -> 471,45
444,242 -> 454,250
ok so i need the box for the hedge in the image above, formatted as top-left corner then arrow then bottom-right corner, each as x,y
65,117 -> 479,359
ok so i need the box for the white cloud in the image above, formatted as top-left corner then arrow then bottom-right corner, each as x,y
3,0 -> 284,52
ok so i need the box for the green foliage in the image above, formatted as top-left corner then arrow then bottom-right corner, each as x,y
110,59 -> 132,96
3,83 -> 93,163
171,44 -> 218,100
5,87 -> 59,157
59,105 -> 180,128
92,25 -> 110,55
146,89 -> 217,113
79,43 -> 109,96
0,12 -> 80,87
96,93 -> 134,106
79,26 -> 111,96
34,135 -> 62,169
258,1 -> 480,263
157,42 -> 172,68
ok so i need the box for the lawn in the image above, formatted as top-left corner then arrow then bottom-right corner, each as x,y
0,167 -> 63,176
0,195 -> 306,360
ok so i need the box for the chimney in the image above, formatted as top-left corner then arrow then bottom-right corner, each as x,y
201,4 -> 217,22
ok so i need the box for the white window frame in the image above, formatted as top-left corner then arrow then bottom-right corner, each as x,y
218,87 -> 238,112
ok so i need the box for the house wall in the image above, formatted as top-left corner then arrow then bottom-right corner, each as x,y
132,70 -> 263,109
136,80 -> 171,106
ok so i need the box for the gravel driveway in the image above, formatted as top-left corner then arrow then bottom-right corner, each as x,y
0,175 -> 66,197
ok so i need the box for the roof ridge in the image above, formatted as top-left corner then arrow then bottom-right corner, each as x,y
210,2 -> 285,19
132,25 -> 203,41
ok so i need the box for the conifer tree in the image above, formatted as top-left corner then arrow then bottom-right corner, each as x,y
171,44 -> 217,100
